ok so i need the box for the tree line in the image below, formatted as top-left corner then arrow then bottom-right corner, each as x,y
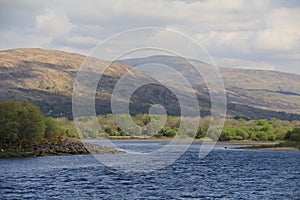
0,100 -> 77,149
1,100 -> 300,150
82,114 -> 300,142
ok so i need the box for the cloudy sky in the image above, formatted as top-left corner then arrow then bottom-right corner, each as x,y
0,0 -> 299,74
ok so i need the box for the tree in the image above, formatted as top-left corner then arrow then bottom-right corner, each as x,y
285,127 -> 300,142
236,128 -> 249,140
256,131 -> 268,141
44,117 -> 63,141
0,100 -> 45,148
16,101 -> 45,148
220,129 -> 236,141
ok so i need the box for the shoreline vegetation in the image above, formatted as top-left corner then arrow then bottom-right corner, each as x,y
236,141 -> 300,150
0,138 -> 125,159
105,138 -> 300,150
1,140 -> 298,159
1,100 -> 299,158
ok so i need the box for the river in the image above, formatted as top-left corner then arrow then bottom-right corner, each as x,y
0,140 -> 299,199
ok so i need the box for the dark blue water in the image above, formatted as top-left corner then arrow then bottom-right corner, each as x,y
1,140 -> 299,199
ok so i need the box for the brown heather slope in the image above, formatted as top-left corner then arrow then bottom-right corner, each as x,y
119,55 -> 300,94
0,48 -> 300,120
0,48 -> 132,97
0,48 -> 180,117
119,55 -> 300,118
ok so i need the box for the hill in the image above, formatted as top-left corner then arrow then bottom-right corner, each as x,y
1,48 -> 300,120
119,55 -> 300,119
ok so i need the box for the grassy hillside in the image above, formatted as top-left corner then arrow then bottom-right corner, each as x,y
1,48 -> 300,120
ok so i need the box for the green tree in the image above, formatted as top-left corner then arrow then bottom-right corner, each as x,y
0,101 -> 46,148
16,102 -> 45,148
235,127 -> 249,140
220,129 -> 236,141
256,131 -> 268,141
44,117 -> 64,141
285,127 -> 300,142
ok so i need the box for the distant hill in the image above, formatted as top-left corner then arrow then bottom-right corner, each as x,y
119,55 -> 300,119
119,55 -> 300,94
1,48 -> 300,120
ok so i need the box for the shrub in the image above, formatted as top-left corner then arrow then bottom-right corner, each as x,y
256,131 -> 268,141
287,127 -> 300,142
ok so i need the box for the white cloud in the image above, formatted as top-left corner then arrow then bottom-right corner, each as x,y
0,30 -> 52,49
254,29 -> 298,51
35,11 -> 73,38
0,0 -> 299,74
266,8 -> 300,34
253,7 -> 300,51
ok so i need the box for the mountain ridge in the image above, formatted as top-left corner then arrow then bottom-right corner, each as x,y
1,48 -> 300,120
119,55 -> 300,94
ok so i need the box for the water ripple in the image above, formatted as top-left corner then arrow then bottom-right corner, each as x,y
0,141 -> 299,199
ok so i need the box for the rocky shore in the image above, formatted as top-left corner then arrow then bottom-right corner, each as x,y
37,138 -> 125,156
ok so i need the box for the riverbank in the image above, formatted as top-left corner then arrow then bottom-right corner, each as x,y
0,138 -> 125,159
1,139 -> 298,159
106,138 -> 300,150
231,141 -> 300,150
0,149 -> 34,159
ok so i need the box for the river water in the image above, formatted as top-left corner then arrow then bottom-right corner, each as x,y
0,140 -> 299,199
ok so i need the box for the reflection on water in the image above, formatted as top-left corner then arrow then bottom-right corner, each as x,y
0,140 -> 299,199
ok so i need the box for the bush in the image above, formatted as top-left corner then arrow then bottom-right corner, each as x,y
220,131 -> 236,141
236,129 -> 249,140
256,131 -> 268,141
268,134 -> 276,141
195,128 -> 207,139
287,127 -> 300,142
158,127 -> 177,137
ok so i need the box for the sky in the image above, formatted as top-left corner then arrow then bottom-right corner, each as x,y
0,0 -> 299,74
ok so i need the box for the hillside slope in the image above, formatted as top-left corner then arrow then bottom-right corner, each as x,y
1,48 -> 300,120
119,55 -> 300,118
